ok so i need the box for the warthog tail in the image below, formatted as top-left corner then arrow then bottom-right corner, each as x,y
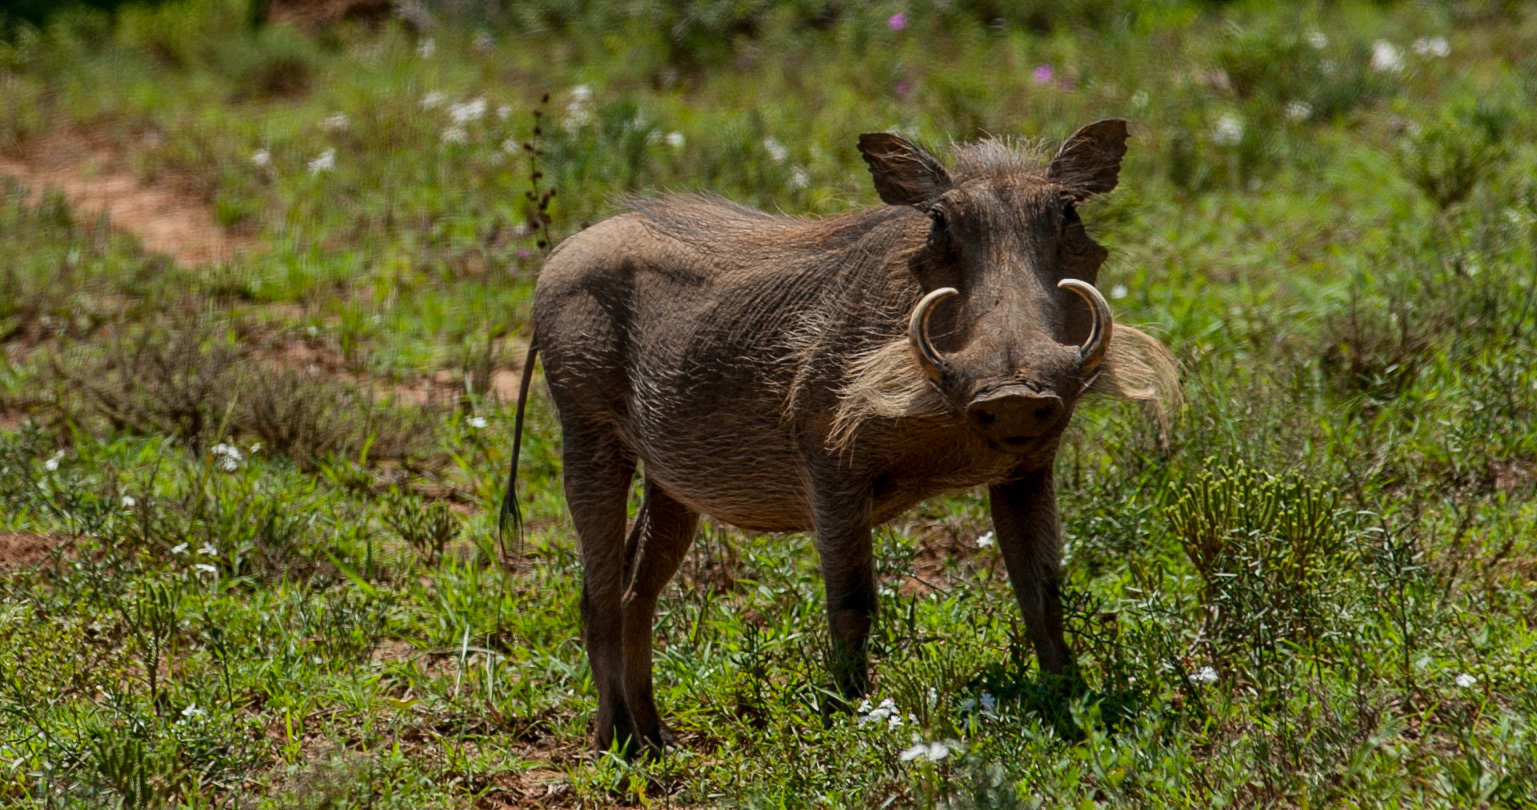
498,339 -> 540,552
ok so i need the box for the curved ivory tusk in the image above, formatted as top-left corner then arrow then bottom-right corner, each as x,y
908,287 -> 958,384
1058,278 -> 1113,374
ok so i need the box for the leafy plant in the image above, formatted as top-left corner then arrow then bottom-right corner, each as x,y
1395,104 -> 1512,210
382,488 -> 459,562
1166,461 -> 1360,676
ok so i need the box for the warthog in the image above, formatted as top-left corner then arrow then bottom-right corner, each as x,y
502,119 -> 1178,753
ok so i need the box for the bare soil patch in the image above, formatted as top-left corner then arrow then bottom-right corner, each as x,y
267,0 -> 394,30
0,532 -> 70,570
0,130 -> 252,267
249,331 -> 530,406
0,407 -> 30,431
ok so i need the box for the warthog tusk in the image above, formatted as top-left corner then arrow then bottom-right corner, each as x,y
908,287 -> 958,384
1058,278 -> 1113,375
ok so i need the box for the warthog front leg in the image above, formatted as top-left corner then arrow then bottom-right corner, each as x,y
563,425 -> 639,754
619,480 -> 699,753
990,470 -> 1076,681
809,480 -> 877,702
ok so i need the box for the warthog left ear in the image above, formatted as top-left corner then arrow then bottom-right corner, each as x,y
858,133 -> 952,206
1048,119 -> 1130,200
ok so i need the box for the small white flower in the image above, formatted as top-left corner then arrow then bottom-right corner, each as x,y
1306,30 -> 1328,49
448,97 -> 487,125
121,495 -> 137,508
501,138 -> 519,154
1192,666 -> 1219,684
181,704 -> 205,719
212,443 -> 244,472
1371,40 -> 1405,74
496,104 -> 512,120
308,148 -> 336,175
467,416 -> 488,429
1130,90 -> 1149,109
564,85 -> 594,130
195,563 -> 218,575
421,91 -> 446,110
1285,100 -> 1314,122
1110,284 -> 1128,300
320,113 -> 349,132
663,131 -> 685,148
44,451 -> 63,471
1211,114 -> 1244,146
980,692 -> 996,712
1413,36 -> 1449,58
900,741 -> 951,762
859,697 -> 900,726
212,443 -> 243,462
248,442 -> 262,454
789,168 -> 810,190
251,148 -> 271,167
975,531 -> 995,548
1455,673 -> 1476,689
198,543 -> 218,556
416,38 -> 436,59
763,137 -> 788,163
172,543 -> 189,555
441,126 -> 468,145
472,31 -> 494,52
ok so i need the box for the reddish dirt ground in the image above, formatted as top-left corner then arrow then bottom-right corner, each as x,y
0,532 -> 69,570
0,131 -> 251,267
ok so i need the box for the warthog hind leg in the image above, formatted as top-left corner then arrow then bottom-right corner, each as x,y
619,480 -> 699,753
564,424 -> 640,754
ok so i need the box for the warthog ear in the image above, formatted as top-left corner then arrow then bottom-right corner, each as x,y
1048,119 -> 1130,200
858,133 -> 951,206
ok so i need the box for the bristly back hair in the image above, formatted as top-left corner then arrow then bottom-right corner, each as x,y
947,137 -> 1051,183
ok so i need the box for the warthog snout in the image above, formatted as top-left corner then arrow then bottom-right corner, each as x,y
967,388 -> 1064,444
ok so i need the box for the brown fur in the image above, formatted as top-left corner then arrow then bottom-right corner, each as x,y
503,120 -> 1180,755
832,324 -> 1180,454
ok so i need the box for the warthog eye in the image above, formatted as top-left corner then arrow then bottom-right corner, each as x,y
1062,202 -> 1081,229
927,205 -> 949,232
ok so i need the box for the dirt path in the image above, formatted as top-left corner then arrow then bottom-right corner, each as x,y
0,132 -> 251,267
0,131 -> 533,405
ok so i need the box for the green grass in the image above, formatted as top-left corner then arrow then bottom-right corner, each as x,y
2,0 -> 1536,806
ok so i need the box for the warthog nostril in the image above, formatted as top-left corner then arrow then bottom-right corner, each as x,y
967,391 -> 1065,446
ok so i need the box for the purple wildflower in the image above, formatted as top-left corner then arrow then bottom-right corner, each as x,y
1033,64 -> 1054,85
887,12 -> 907,30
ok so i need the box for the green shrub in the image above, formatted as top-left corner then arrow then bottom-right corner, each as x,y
1166,461 -> 1360,677
1395,102 -> 1513,210
115,0 -> 252,68
381,488 -> 460,562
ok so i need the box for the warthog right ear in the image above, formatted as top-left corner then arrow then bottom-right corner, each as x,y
858,133 -> 951,206
1048,119 -> 1130,200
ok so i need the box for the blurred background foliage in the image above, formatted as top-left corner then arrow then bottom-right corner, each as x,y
1,0 -> 1536,806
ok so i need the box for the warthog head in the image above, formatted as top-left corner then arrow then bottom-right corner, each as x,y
857,120 -> 1129,450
